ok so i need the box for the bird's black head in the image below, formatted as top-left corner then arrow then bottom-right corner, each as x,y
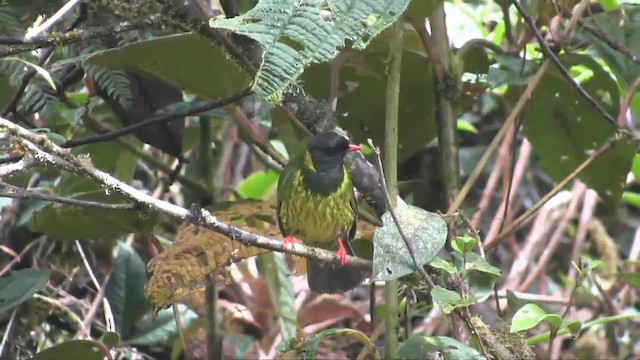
306,131 -> 359,172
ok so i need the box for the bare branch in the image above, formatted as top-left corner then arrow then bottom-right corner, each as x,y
0,117 -> 372,271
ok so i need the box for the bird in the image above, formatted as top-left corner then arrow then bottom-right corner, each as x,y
276,131 -> 365,293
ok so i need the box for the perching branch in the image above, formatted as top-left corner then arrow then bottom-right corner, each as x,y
0,116 -> 372,271
0,14 -> 167,58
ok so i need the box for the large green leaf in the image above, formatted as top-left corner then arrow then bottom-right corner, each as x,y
0,269 -> 50,312
127,304 -> 199,345
105,241 -> 149,338
510,303 -> 562,333
28,191 -> 157,241
85,33 -> 250,100
210,0 -> 411,102
31,340 -> 114,360
521,54 -> 635,206
371,202 -> 447,281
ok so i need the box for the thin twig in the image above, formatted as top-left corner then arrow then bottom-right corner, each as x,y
367,139 -> 435,289
0,117 -> 373,270
76,240 -> 115,335
0,189 -> 134,210
448,60 -> 550,215
519,182 -> 586,290
173,302 -> 192,360
512,0 -> 617,127
0,237 -> 43,277
489,134 -> 622,248
61,88 -> 253,148
33,294 -> 89,337
576,18 -> 640,65
0,308 -> 17,357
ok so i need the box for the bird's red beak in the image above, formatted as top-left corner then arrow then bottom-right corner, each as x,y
348,144 -> 362,153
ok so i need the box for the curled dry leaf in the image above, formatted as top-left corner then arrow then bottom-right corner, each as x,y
144,201 -> 280,310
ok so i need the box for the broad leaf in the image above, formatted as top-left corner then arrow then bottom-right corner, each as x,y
431,285 -> 474,314
521,54 -> 635,206
127,304 -> 199,345
210,0 -> 412,102
31,340 -> 112,360
85,33 -> 250,100
28,191 -> 156,241
372,202 -> 447,281
510,303 -> 562,333
0,269 -> 50,312
105,241 -> 149,338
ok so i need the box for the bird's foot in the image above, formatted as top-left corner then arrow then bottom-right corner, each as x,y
335,237 -> 348,266
283,234 -> 296,250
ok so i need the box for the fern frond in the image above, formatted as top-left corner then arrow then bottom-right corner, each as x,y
21,85 -> 59,121
78,40 -> 132,108
84,64 -> 132,109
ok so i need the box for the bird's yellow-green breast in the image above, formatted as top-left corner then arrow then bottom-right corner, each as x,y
277,151 -> 355,249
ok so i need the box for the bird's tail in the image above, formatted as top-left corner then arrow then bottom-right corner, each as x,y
307,237 -> 365,293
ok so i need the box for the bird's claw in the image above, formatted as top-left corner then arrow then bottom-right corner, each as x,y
335,237 -> 348,266
283,234 -> 296,250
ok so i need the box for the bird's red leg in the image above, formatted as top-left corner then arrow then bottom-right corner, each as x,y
335,237 -> 348,266
283,234 -> 296,250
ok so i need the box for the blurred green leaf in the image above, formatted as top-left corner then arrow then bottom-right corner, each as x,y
521,54 -> 635,206
257,253 -> 296,341
31,340 -> 109,360
511,303 -> 562,333
599,0 -> 619,11
619,271 -> 640,288
372,202 -> 447,281
622,191 -> 640,208
106,241 -> 149,338
234,170 -> 279,200
465,252 -> 501,277
452,235 -> 476,255
397,334 -> 484,360
98,332 -> 120,348
561,319 -> 583,338
431,285 -> 474,314
86,33 -> 250,100
631,153 -> 640,181
28,191 -> 156,241
428,257 -> 457,275
127,304 -> 198,345
290,328 -> 377,359
582,7 -> 640,87
5,57 -> 56,90
0,269 -> 50,312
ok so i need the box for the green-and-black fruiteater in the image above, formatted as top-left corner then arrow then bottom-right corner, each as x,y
277,131 -> 365,293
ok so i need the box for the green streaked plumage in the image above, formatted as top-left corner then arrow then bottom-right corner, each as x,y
277,131 -> 364,293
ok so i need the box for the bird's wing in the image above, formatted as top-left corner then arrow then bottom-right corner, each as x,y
276,157 -> 297,236
348,185 -> 358,240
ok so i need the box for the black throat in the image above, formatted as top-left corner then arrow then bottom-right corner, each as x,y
301,156 -> 345,196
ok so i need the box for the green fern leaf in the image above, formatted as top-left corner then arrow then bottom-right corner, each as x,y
209,0 -> 410,103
